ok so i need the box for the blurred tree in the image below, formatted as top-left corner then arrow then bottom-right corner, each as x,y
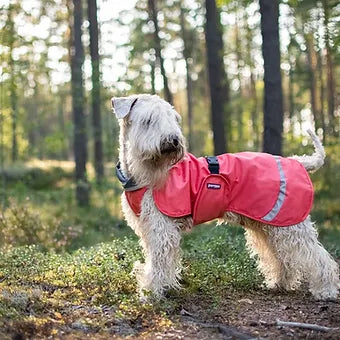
119,1 -> 157,94
148,0 -> 173,104
179,0 -> 194,151
305,31 -> 321,131
244,8 -> 260,150
234,6 -> 244,150
259,0 -> 283,155
88,0 -> 104,182
322,0 -> 336,136
205,0 -> 228,154
4,4 -> 19,162
70,0 -> 89,206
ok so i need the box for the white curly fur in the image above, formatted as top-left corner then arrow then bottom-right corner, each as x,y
112,94 -> 339,301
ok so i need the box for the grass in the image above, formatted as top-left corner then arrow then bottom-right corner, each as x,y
0,152 -> 339,338
0,227 -> 261,338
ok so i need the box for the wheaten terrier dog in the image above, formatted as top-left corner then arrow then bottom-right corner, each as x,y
112,94 -> 339,301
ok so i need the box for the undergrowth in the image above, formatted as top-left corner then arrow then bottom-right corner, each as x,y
0,227 -> 261,338
0,151 -> 339,338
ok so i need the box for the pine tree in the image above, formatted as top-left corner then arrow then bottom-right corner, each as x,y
88,0 -> 104,182
259,0 -> 283,155
71,0 -> 89,206
205,0 -> 228,155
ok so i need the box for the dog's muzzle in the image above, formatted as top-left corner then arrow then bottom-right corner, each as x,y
160,135 -> 181,154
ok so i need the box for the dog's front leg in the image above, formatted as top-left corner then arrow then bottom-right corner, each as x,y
135,190 -> 182,298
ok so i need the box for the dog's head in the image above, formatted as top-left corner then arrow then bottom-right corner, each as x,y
112,94 -> 186,184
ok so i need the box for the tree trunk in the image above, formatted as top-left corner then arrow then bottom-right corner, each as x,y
259,0 -> 283,155
58,94 -> 68,159
10,66 -> 17,162
88,0 -> 104,182
235,10 -> 243,150
148,0 -> 173,104
245,12 -> 259,150
322,0 -> 336,136
150,58 -> 156,95
317,49 -> 326,144
180,4 -> 194,152
305,33 -> 321,132
204,0 -> 228,155
7,7 -> 18,162
71,0 -> 89,206
287,52 -> 294,139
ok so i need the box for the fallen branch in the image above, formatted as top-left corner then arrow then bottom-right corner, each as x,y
276,319 -> 339,332
181,315 -> 257,339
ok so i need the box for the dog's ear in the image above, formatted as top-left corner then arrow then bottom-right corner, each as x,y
111,96 -> 138,119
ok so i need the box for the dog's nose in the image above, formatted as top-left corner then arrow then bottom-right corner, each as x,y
170,135 -> 179,147
160,135 -> 181,154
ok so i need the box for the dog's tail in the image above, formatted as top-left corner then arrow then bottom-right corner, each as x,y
289,129 -> 325,172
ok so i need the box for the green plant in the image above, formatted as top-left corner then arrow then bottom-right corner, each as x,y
0,201 -> 81,251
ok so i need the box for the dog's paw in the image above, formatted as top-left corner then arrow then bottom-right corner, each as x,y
138,288 -> 163,304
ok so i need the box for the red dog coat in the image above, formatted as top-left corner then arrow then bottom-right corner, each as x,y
124,152 -> 314,226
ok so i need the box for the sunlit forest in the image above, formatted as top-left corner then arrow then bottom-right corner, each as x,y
0,0 -> 339,338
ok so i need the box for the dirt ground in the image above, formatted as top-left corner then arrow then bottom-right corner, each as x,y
3,289 -> 339,339
165,291 -> 340,339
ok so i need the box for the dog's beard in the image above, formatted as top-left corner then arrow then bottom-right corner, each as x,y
150,148 -> 184,167
130,143 -> 185,188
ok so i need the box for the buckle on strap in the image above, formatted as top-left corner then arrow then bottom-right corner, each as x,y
205,156 -> 219,174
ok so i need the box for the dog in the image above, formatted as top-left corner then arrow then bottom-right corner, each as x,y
112,94 -> 339,301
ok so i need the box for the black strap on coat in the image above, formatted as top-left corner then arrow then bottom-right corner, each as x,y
115,161 -> 138,190
205,156 -> 220,174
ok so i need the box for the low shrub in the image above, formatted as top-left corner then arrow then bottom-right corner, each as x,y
0,201 -> 81,251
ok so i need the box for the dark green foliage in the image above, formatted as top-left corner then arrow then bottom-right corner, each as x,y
182,226 -> 262,294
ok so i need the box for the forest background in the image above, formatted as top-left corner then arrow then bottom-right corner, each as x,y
0,0 -> 339,338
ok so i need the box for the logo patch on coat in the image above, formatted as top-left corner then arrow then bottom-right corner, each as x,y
207,183 -> 221,190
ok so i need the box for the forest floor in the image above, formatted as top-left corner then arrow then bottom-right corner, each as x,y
0,155 -> 339,339
0,279 -> 339,339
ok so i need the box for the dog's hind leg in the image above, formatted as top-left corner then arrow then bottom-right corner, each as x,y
131,190 -> 181,298
244,225 -> 288,289
222,213 -> 287,289
265,216 -> 339,300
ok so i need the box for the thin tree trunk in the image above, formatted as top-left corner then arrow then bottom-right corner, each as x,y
288,52 -> 294,139
245,12 -> 259,150
305,33 -> 321,132
71,0 -> 89,206
58,94 -> 68,159
180,4 -> 193,152
88,0 -> 104,182
204,0 -> 228,155
10,70 -> 17,162
150,58 -> 156,94
235,10 -> 243,150
148,0 -> 173,104
7,7 -> 17,162
322,0 -> 335,136
250,71 -> 259,149
259,0 -> 283,155
317,49 -> 326,144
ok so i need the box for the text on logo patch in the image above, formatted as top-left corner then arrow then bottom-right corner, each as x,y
207,183 -> 221,190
